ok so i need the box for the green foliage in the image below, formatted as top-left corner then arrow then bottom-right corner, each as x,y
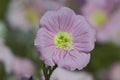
0,64 -> 6,80
0,0 -> 10,19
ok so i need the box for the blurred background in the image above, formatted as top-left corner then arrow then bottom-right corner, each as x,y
0,0 -> 120,80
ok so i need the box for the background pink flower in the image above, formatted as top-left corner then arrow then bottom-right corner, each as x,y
109,62 -> 120,80
81,0 -> 120,43
0,40 -> 15,73
35,7 -> 96,70
6,0 -> 67,31
12,57 -> 35,79
50,68 -> 93,80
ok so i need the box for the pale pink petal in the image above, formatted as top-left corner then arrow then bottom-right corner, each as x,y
40,7 -> 76,33
34,28 -> 56,66
34,27 -> 54,47
39,46 -> 57,66
56,7 -> 76,32
53,49 -> 90,70
72,16 -> 96,52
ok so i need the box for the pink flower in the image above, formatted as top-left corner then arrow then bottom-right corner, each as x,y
50,68 -> 93,80
0,40 -> 15,73
109,62 -> 120,80
0,38 -> 35,79
6,0 -> 40,31
81,0 -> 120,43
6,0 -> 67,31
12,57 -> 35,78
34,7 -> 96,70
107,8 -> 120,45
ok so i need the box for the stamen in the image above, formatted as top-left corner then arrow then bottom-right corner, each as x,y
54,32 -> 72,50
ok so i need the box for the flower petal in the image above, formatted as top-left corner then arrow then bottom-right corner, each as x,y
40,7 -> 76,33
72,15 -> 96,52
53,49 -> 90,70
34,27 -> 56,66
40,46 -> 57,66
34,27 -> 54,47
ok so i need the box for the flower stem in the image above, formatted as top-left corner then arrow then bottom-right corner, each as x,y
42,62 -> 57,80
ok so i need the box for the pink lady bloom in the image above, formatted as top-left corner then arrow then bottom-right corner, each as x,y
34,7 -> 96,70
0,40 -> 15,73
6,0 -> 67,31
81,0 -> 120,42
109,62 -> 120,80
12,57 -> 35,79
50,68 -> 93,80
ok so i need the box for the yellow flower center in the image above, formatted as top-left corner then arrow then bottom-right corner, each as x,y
91,11 -> 107,27
54,32 -> 73,50
26,9 -> 39,26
